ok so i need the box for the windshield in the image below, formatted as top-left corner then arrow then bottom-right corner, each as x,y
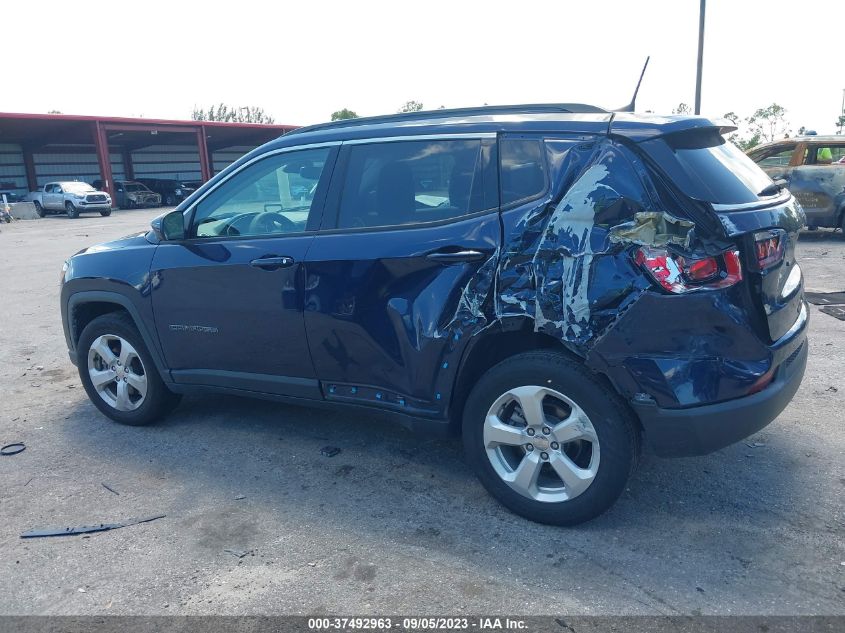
124,183 -> 149,192
63,182 -> 95,194
641,130 -> 776,205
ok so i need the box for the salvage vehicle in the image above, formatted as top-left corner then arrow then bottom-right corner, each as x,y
135,178 -> 197,206
94,180 -> 161,209
25,181 -> 111,218
0,194 -> 12,223
60,105 -> 808,525
748,135 -> 845,231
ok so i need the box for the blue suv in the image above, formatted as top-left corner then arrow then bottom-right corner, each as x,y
61,105 -> 808,525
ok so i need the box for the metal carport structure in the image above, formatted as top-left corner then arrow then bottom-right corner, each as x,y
0,113 -> 297,201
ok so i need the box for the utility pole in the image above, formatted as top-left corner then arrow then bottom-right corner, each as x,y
839,88 -> 844,134
694,0 -> 706,115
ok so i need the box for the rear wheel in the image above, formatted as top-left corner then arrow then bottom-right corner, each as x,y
65,201 -> 79,218
77,313 -> 181,426
33,200 -> 45,217
462,351 -> 638,526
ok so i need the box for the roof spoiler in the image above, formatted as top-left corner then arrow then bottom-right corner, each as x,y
610,116 -> 738,142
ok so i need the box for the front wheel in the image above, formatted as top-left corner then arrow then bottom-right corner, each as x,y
77,313 -> 181,425
65,201 -> 79,218
33,200 -> 45,217
100,209 -> 112,217
462,351 -> 639,526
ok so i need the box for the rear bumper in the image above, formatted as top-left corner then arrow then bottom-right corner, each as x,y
632,337 -> 807,457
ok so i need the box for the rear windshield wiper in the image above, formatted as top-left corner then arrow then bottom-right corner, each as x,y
758,179 -> 788,197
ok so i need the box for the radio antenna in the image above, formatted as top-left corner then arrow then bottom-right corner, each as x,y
614,56 -> 650,113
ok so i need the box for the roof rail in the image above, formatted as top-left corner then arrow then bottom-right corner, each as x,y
285,103 -> 608,136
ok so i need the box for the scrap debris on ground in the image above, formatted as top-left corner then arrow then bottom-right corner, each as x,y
1,442 -> 26,456
804,291 -> 845,305
819,305 -> 845,321
20,515 -> 165,539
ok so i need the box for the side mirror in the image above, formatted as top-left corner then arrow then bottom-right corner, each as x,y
151,209 -> 186,241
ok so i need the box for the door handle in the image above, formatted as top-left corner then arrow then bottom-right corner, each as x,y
425,249 -> 487,263
249,255 -> 294,270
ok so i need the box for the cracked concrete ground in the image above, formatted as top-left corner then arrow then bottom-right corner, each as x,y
0,210 -> 843,615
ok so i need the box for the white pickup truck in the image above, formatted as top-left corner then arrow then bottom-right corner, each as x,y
25,181 -> 112,218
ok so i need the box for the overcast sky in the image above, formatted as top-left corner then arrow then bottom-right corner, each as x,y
5,0 -> 842,134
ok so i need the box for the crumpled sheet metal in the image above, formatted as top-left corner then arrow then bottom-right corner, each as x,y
497,139 -> 659,351
608,211 -> 694,248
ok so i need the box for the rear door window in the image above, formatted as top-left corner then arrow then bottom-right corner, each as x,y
334,139 -> 494,229
500,137 -> 547,206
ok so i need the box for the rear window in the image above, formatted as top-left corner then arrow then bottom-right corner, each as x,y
642,130 -> 775,205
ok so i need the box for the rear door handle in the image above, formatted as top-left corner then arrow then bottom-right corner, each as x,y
425,249 -> 487,263
249,255 -> 295,270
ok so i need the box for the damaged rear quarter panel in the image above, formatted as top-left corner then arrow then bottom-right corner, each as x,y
494,136 -> 774,409
497,137 -> 656,353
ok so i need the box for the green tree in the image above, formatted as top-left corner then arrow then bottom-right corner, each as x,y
836,114 -> 845,135
47,109 -> 62,114
331,108 -> 359,121
398,100 -> 424,113
722,111 -> 740,126
192,104 -> 275,124
672,102 -> 691,115
746,103 -> 789,143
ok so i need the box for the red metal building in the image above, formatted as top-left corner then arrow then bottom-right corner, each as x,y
0,112 -> 297,200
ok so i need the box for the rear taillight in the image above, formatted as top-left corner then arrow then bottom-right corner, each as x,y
635,247 -> 743,294
752,230 -> 785,271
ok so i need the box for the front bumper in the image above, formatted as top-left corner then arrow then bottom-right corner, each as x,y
632,333 -> 808,457
77,202 -> 112,211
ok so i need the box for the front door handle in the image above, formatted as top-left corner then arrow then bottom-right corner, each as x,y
249,255 -> 295,270
425,248 -> 487,263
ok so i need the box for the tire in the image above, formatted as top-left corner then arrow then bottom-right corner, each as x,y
462,350 -> 639,526
77,313 -> 181,426
165,194 -> 176,206
65,201 -> 79,219
33,200 -> 45,217
100,209 -> 112,217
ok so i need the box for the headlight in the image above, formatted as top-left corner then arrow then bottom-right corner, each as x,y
60,260 -> 68,285
74,193 -> 86,199
174,189 -> 183,195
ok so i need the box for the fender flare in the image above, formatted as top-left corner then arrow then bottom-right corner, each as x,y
64,290 -> 171,381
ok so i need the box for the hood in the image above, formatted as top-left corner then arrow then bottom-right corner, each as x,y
73,231 -> 150,256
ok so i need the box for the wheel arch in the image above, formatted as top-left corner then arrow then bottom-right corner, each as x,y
65,291 -> 170,381
448,318 -> 584,430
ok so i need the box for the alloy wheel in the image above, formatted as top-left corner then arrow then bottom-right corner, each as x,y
87,334 -> 148,411
483,385 -> 600,502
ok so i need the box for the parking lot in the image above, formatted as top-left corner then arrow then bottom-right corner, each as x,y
0,209 -> 843,615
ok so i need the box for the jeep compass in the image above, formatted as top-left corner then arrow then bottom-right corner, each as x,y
61,104 -> 808,525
